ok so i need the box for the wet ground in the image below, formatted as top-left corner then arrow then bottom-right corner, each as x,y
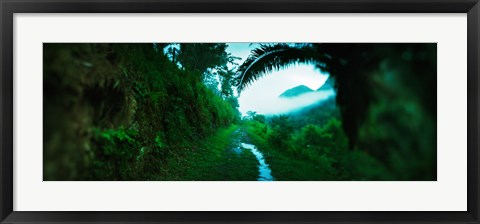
230,129 -> 275,181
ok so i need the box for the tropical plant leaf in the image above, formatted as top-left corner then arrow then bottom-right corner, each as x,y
234,43 -> 328,93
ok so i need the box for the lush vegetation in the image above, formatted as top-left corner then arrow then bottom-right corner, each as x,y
243,98 -> 393,180
236,43 -> 437,180
44,43 -> 437,181
44,44 -> 244,180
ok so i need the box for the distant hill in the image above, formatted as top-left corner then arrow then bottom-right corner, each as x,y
279,85 -> 314,98
316,77 -> 335,91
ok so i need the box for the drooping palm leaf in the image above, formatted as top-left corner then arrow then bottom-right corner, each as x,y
234,44 -> 328,93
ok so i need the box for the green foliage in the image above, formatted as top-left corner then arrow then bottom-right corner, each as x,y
253,114 -> 266,124
90,127 -> 141,180
218,67 -> 236,98
235,43 -> 436,181
243,107 -> 393,180
235,43 -> 326,92
44,43 -> 436,181
156,125 -> 258,181
43,43 -> 241,180
176,43 -> 237,75
268,115 -> 294,149
154,132 -> 166,148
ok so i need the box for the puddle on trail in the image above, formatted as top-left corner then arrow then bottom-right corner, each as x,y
240,143 -> 275,181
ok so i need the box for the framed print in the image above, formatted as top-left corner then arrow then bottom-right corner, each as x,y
1,0 -> 479,223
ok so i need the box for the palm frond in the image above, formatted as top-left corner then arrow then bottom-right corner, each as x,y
235,44 -> 327,93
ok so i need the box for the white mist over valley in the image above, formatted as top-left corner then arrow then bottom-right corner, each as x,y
241,89 -> 335,115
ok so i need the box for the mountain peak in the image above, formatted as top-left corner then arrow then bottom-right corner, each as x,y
279,85 -> 314,98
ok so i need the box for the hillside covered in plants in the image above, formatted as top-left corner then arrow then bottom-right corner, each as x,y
43,43 -> 436,181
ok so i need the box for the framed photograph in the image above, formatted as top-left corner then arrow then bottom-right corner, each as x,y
1,0 -> 479,223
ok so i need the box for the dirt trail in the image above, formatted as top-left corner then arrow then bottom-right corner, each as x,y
226,128 -> 274,181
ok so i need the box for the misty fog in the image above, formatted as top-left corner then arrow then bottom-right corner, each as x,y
241,89 -> 335,115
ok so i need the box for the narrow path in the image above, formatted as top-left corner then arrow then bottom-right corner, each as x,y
155,125 -> 274,181
231,128 -> 275,181
240,143 -> 274,181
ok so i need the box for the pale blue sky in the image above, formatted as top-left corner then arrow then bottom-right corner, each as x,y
226,43 -> 330,115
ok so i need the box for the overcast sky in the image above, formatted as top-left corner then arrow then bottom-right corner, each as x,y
226,43 -> 330,115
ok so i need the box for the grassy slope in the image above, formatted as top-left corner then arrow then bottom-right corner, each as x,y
154,125 -> 258,181
244,124 -> 331,181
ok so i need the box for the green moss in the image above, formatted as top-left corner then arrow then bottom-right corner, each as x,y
154,125 -> 258,181
43,43 -> 241,180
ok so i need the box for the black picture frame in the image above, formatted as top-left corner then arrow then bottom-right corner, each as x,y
1,0 -> 479,223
